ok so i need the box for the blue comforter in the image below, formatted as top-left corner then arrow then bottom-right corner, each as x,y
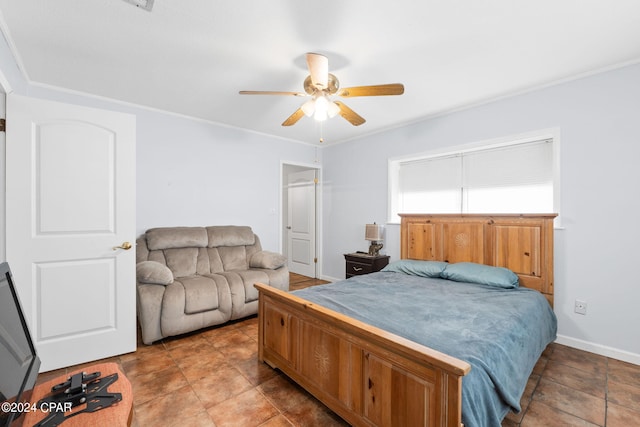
292,271 -> 557,427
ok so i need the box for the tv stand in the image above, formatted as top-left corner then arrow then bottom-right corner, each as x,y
22,363 -> 132,427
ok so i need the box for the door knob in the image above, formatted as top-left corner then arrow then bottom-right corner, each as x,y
113,242 -> 132,251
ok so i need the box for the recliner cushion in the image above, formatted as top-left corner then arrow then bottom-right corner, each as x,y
218,246 -> 249,271
146,227 -> 208,250
178,276 -> 221,314
164,248 -> 199,278
207,226 -> 255,247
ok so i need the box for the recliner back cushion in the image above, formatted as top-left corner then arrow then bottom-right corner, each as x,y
207,226 -> 254,247
218,246 -> 249,271
207,248 -> 225,273
164,248 -> 199,278
146,227 -> 207,250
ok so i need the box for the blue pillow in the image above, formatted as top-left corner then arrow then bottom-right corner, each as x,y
440,262 -> 519,289
382,260 -> 448,278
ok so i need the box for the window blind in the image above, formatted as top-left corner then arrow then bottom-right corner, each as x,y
393,139 -> 554,218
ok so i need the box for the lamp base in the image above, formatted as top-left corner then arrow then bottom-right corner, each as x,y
368,243 -> 383,256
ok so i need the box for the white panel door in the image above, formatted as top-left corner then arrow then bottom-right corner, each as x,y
287,170 -> 317,277
5,94 -> 136,372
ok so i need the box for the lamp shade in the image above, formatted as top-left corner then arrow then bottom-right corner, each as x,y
365,223 -> 383,242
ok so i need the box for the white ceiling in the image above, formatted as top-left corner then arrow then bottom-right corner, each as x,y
1,0 -> 639,145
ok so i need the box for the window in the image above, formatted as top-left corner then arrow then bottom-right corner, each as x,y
389,137 -> 557,222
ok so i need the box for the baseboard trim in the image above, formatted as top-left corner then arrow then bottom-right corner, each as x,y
319,274 -> 341,283
556,334 -> 640,365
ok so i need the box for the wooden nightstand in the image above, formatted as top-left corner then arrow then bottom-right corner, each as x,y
344,252 -> 390,279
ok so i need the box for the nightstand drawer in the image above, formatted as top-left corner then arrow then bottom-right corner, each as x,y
346,261 -> 373,276
344,253 -> 390,279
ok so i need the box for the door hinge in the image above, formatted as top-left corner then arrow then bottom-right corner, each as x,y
314,177 -> 318,184
314,257 -> 318,263
0,118 -> 5,132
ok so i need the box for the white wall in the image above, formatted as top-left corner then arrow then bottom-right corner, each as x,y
322,63 -> 640,364
0,32 -> 319,255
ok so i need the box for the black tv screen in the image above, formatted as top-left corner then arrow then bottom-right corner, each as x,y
0,262 -> 41,427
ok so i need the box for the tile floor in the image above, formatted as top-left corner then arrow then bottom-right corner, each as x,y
36,274 -> 640,426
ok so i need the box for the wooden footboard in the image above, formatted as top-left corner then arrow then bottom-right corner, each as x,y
255,283 -> 471,427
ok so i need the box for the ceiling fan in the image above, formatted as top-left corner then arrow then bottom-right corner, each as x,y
239,53 -> 404,127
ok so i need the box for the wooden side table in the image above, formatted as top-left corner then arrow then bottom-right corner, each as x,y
22,362 -> 132,427
344,252 -> 390,279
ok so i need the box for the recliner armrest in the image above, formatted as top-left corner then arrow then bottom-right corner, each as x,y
137,261 -> 174,285
249,251 -> 287,270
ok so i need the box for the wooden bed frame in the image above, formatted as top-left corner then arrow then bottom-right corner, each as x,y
255,214 -> 556,427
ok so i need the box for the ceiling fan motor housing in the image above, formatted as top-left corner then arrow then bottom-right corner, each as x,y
304,74 -> 339,95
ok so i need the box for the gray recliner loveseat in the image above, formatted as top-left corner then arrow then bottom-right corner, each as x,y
135,225 -> 288,344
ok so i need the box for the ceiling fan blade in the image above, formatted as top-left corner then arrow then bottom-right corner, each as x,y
239,90 -> 306,97
334,101 -> 366,126
306,53 -> 329,89
282,108 -> 306,126
337,83 -> 405,97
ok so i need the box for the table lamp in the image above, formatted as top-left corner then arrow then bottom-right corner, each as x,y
365,223 -> 384,256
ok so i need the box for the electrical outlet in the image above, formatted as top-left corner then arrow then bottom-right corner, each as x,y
574,300 -> 587,315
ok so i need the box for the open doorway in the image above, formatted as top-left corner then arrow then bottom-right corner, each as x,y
282,163 -> 321,279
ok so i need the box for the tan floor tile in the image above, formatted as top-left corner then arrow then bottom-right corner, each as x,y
259,414 -> 295,427
281,393 -> 349,427
607,379 -> 640,412
239,315 -> 258,327
608,358 -> 640,388
606,401 -> 640,427
549,345 -> 607,377
531,356 -> 548,376
191,363 -> 254,408
167,337 -> 217,360
521,400 -> 600,426
208,388 -> 279,427
162,331 -> 211,350
134,385 -> 208,426
210,328 -> 254,349
233,354 -> 280,386
532,378 -> 605,425
198,323 -> 239,341
176,348 -> 228,383
129,365 -> 189,406
259,375 -> 313,413
501,418 -> 519,427
122,350 -> 176,378
218,339 -> 258,362
542,358 -> 606,398
238,321 -> 259,340
541,344 -> 555,359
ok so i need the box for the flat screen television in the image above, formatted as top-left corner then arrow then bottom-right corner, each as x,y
0,262 -> 41,427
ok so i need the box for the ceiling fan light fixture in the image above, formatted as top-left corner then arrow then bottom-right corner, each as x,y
313,96 -> 335,122
327,100 -> 340,118
301,99 -> 316,117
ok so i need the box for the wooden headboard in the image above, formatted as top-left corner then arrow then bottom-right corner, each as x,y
399,214 -> 557,306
